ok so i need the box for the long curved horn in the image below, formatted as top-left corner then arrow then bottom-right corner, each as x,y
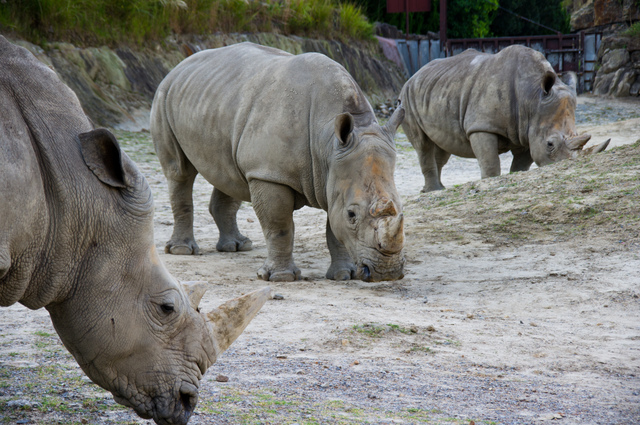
206,287 -> 271,355
581,138 -> 611,155
566,133 -> 591,150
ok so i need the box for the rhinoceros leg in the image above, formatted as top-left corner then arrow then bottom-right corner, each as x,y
250,180 -> 301,282
403,121 -> 446,192
210,188 -> 253,252
434,145 -> 452,186
509,147 -> 534,173
165,173 -> 201,255
469,132 -> 501,179
325,218 -> 355,280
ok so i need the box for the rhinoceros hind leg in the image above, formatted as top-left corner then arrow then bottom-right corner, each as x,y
164,163 -> 201,255
404,121 -> 446,192
325,219 -> 355,280
210,188 -> 253,252
250,180 -> 301,282
510,148 -> 534,173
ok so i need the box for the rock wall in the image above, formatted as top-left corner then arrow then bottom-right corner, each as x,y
593,36 -> 640,96
571,0 -> 640,33
10,33 -> 406,129
568,0 -> 640,96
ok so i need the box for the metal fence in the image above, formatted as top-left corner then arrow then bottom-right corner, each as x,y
390,32 -> 602,92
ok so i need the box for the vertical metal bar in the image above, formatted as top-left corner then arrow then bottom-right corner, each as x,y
440,0 -> 447,49
406,0 -> 409,37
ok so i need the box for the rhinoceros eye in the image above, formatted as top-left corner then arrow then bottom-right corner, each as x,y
347,210 -> 356,223
160,303 -> 175,314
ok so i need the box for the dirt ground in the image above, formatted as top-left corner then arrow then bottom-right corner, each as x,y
1,95 -> 639,425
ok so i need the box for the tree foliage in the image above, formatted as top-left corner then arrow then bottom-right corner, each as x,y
356,0 -> 571,39
489,0 -> 571,36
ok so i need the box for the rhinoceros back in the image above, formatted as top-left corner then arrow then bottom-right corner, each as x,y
151,42 -> 374,207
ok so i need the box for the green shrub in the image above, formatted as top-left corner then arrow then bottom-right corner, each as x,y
0,0 -> 373,45
622,22 -> 640,38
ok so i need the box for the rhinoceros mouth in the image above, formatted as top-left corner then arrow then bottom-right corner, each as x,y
356,258 -> 405,282
113,381 -> 198,425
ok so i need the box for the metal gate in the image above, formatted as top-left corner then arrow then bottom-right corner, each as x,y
391,31 -> 602,92
446,32 -> 602,92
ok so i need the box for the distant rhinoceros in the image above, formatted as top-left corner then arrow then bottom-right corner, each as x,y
0,36 -> 269,425
400,45 -> 610,192
151,42 -> 405,282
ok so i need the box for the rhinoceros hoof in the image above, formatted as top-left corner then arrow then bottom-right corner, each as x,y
257,265 -> 301,282
165,243 -> 200,255
216,237 -> 253,252
328,269 -> 352,281
421,183 -> 445,193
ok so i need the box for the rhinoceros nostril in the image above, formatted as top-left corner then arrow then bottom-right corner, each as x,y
362,265 -> 371,281
179,382 -> 198,417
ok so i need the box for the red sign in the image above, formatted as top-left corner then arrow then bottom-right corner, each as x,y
387,0 -> 431,13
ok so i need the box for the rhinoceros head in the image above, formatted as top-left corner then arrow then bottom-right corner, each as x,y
47,129 -> 269,425
326,107 -> 406,282
528,70 -> 609,167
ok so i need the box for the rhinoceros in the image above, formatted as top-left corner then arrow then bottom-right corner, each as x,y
400,45 -> 610,192
0,36 -> 269,425
150,42 -> 405,282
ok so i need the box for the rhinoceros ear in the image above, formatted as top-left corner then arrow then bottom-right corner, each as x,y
79,128 -> 127,189
335,113 -> 354,145
542,71 -> 556,96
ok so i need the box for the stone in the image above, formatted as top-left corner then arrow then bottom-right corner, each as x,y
630,76 -> 640,96
601,49 -> 630,74
594,67 -> 637,96
215,374 -> 229,382
570,0 -> 595,31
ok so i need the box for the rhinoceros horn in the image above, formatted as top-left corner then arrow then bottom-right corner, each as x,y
566,133 -> 592,150
581,138 -> 611,155
370,197 -> 398,218
375,213 -> 404,254
182,281 -> 209,311
205,286 -> 271,354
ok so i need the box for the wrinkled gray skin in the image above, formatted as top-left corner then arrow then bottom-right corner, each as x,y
151,42 -> 405,282
0,36 -> 269,425
400,45 -> 609,192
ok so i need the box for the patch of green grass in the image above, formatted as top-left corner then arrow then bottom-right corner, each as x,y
622,21 -> 640,38
0,0 -> 374,46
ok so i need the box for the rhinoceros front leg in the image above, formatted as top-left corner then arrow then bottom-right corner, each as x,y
166,172 -> 201,255
469,132 -> 501,179
250,180 -> 301,282
325,218 -> 355,280
210,188 -> 253,252
509,147 -> 534,173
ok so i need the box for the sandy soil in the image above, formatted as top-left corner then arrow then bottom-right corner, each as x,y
1,95 -> 639,425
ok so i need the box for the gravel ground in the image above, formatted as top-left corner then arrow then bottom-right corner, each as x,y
0,95 -> 639,425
